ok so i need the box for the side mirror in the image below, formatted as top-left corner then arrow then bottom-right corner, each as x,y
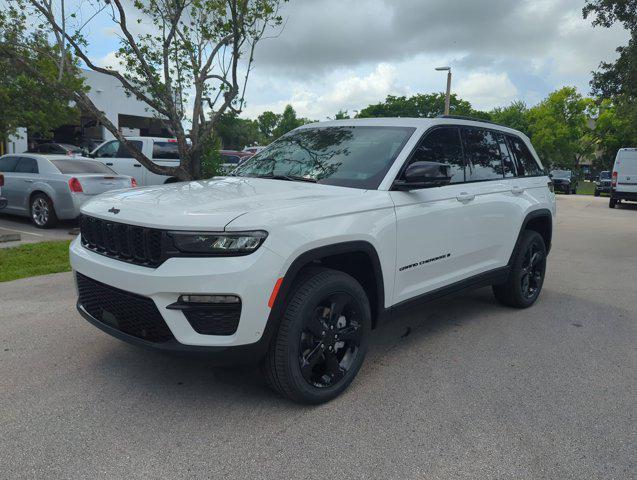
394,161 -> 452,190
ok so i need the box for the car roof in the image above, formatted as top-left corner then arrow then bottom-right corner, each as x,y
122,136 -> 177,142
296,117 -> 528,138
16,154 -> 91,161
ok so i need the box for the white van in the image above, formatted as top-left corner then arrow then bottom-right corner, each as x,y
610,148 -> 637,208
90,137 -> 181,186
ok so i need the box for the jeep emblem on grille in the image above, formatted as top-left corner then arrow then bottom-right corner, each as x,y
108,207 -> 120,214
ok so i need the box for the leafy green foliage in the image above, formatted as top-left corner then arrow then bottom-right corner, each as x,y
357,93 -> 488,119
0,5 -> 83,141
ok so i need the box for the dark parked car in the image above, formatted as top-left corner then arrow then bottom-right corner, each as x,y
27,143 -> 84,156
594,171 -> 611,197
0,172 -> 6,209
550,169 -> 578,194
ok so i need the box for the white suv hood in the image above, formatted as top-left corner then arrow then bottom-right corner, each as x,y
80,176 -> 365,230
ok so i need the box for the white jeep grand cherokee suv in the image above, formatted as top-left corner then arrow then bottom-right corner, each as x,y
70,117 -> 555,404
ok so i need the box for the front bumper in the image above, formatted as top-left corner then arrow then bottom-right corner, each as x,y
70,236 -> 285,357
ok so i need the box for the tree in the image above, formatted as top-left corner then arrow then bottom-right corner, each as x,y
527,87 -> 597,169
334,109 -> 350,119
214,113 -> 262,150
256,110 -> 280,140
356,93 -> 487,119
3,0 -> 284,180
272,104 -> 308,139
489,101 -> 531,136
0,6 -> 83,141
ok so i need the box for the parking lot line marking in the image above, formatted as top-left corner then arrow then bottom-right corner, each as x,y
0,227 -> 44,237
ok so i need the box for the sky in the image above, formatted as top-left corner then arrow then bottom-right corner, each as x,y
84,0 -> 630,121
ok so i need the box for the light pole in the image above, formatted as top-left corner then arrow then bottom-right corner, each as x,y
435,66 -> 452,116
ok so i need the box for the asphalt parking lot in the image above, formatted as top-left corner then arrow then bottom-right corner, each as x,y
1,195 -> 635,479
0,213 -> 77,248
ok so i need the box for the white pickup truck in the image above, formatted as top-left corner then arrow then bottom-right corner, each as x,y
90,136 -> 182,186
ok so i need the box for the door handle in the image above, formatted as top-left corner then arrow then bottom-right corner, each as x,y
23,179 -> 33,183
511,186 -> 524,195
456,192 -> 475,203
105,162 -> 114,166
134,164 -> 142,167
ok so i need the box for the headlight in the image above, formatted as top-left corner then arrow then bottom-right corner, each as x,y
170,231 -> 268,255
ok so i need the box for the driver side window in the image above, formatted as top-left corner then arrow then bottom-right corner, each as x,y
95,141 -> 119,158
408,126 -> 465,183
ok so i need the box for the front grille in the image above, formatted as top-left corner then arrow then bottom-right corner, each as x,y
80,215 -> 163,267
76,273 -> 174,343
183,303 -> 241,335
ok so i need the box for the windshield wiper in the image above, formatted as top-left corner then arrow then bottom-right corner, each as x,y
252,174 -> 317,183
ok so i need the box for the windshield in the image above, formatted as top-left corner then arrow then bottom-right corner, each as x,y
233,126 -> 415,189
51,159 -> 116,174
551,169 -> 571,179
599,171 -> 611,180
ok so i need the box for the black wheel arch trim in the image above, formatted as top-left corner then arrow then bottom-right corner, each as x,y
265,241 -> 385,341
510,208 -> 553,263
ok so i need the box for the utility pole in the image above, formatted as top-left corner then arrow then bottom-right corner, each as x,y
435,66 -> 452,115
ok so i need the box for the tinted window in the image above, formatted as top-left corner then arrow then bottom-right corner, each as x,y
0,156 -> 20,172
116,140 -> 143,158
234,126 -> 415,189
50,160 -> 116,174
95,141 -> 119,158
600,171 -> 611,180
409,126 -> 465,183
60,144 -> 82,153
152,141 -> 180,160
463,128 -> 503,181
508,135 -> 542,176
15,157 -> 38,174
497,134 -> 516,177
222,155 -> 241,165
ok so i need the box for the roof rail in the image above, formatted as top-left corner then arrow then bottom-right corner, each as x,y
436,114 -> 503,127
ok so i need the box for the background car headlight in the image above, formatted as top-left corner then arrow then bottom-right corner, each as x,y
170,231 -> 268,255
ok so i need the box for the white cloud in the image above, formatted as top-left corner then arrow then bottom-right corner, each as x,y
455,72 -> 519,110
243,63 -> 401,120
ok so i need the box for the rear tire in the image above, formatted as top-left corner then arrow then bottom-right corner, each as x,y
262,268 -> 371,404
609,198 -> 617,208
493,230 -> 547,309
30,193 -> 58,228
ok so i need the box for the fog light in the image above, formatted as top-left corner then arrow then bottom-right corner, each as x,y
179,294 -> 240,304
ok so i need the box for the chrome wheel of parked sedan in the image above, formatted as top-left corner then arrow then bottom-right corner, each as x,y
30,194 -> 58,228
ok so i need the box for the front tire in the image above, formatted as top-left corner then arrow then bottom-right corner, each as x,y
30,193 -> 58,228
493,230 -> 547,308
262,268 -> 371,404
594,189 -> 600,197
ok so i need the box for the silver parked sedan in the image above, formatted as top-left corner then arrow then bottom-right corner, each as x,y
0,154 -> 135,228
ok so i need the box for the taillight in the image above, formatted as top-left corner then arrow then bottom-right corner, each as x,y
611,171 -> 618,188
68,177 -> 83,193
0,174 -> 4,187
131,178 -> 138,187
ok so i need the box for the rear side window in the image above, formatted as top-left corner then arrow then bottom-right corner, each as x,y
508,135 -> 542,176
0,156 -> 20,172
51,160 -> 115,174
15,157 -> 39,174
116,140 -> 143,158
152,142 -> 180,160
497,134 -> 516,177
410,126 -> 465,183
463,128 -> 503,181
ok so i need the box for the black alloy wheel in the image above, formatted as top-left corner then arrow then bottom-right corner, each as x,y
493,230 -> 547,308
299,292 -> 363,388
519,239 -> 546,301
263,268 -> 371,404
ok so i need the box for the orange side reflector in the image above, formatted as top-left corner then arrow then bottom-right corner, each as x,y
268,278 -> 284,308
